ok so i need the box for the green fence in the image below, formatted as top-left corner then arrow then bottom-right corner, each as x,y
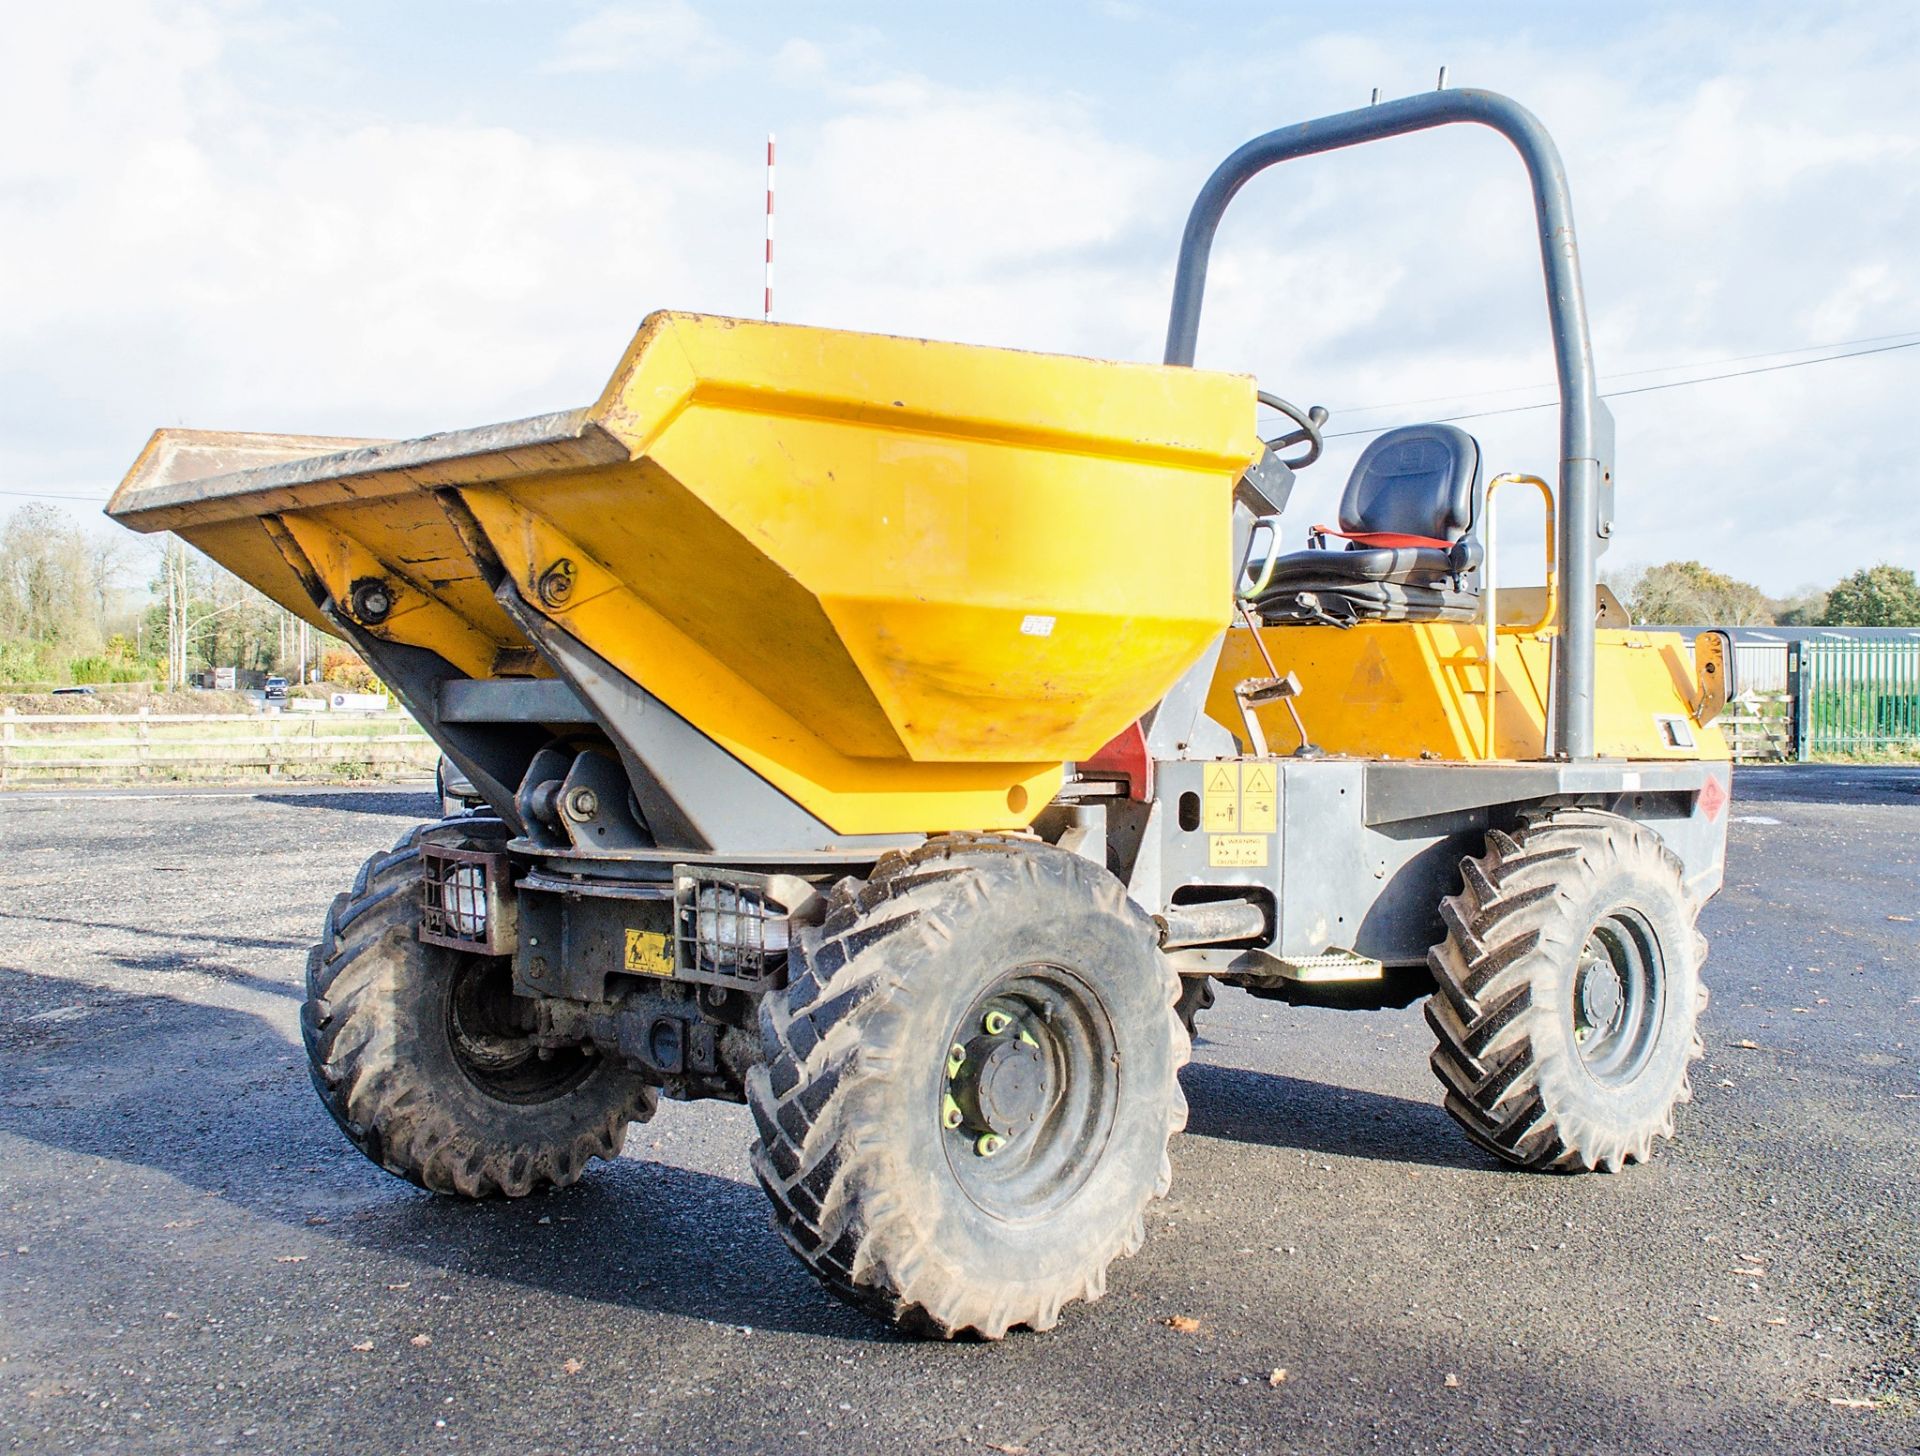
1792,640 -> 1920,756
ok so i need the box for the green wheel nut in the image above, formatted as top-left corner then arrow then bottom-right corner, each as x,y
982,1009 -> 1012,1036
946,1042 -> 966,1076
941,1094 -> 964,1130
975,1132 -> 1006,1157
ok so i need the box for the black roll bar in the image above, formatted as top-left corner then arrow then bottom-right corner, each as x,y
1164,89 -> 1608,762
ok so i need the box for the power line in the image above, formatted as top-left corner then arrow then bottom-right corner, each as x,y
7,332 -> 1920,505
1327,327 -> 1920,416
1322,336 -> 1920,440
0,486 -> 109,501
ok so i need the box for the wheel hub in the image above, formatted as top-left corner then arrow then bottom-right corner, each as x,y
943,1004 -> 1055,1156
954,1035 -> 1046,1136
443,953 -> 593,1102
1569,911 -> 1668,1088
934,967 -> 1120,1218
449,959 -> 539,1074
1575,948 -> 1626,1038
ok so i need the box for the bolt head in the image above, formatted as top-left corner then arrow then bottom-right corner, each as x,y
349,578 -> 394,623
537,558 -> 578,608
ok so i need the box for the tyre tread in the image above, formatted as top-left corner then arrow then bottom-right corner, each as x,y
304,816 -> 655,1199
1423,809 -> 1705,1173
747,836 -> 1188,1338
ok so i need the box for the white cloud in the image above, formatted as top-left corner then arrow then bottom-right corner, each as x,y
4,1 -> 1917,596
1139,10 -> 1920,589
0,1 -> 754,489
544,1 -> 736,76
777,80 -> 1169,353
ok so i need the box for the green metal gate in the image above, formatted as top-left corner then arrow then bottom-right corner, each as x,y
1792,639 -> 1920,756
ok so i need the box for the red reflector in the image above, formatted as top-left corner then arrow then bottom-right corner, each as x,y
1080,720 -> 1152,802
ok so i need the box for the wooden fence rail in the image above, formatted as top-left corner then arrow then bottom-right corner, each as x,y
0,707 -> 438,786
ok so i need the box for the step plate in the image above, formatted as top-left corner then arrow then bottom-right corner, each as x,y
1271,950 -> 1385,984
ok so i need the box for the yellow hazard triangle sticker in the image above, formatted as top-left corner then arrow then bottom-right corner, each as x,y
1345,640 -> 1405,706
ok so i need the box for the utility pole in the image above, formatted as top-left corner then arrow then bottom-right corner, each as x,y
764,133 -> 775,321
165,536 -> 179,690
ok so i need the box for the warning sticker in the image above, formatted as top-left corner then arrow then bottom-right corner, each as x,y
1203,762 -> 1240,831
623,928 -> 675,977
1241,762 -> 1277,833
1345,640 -> 1405,706
1208,834 -> 1269,868
1697,773 -> 1728,821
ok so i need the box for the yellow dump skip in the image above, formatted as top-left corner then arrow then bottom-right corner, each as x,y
109,313 -> 1262,834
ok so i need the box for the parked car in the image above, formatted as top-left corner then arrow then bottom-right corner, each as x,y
436,756 -> 485,818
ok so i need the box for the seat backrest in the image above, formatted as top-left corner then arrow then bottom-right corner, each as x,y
1338,423 -> 1481,542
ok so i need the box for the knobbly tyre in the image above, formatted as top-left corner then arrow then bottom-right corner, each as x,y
106,90 -> 1732,1339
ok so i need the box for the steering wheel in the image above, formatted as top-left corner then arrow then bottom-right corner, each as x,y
1257,390 -> 1329,470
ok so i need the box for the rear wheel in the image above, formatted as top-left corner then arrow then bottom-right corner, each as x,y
303,817 -> 657,1197
748,837 -> 1188,1338
1424,809 -> 1707,1172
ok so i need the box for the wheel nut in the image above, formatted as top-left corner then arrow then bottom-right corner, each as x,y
564,786 -> 599,820
941,1094 -> 964,1130
982,1010 -> 1012,1036
946,1043 -> 966,1076
975,1133 -> 1005,1158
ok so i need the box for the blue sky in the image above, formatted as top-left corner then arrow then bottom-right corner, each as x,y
4,1 -> 1917,592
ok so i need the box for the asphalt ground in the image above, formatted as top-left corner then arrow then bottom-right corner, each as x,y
1,768 -> 1916,1455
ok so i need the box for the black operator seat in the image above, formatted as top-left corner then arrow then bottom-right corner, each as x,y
1252,423 -> 1485,626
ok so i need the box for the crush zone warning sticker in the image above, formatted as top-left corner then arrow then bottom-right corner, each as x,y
1207,834 -> 1269,868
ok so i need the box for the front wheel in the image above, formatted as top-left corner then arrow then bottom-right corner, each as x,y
303,817 -> 657,1197
748,838 -> 1189,1339
1424,809 -> 1707,1172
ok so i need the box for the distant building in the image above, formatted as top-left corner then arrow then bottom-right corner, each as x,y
1665,625 -> 1920,697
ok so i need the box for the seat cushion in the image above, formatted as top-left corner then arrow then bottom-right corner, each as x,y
1259,544 -> 1459,590
1257,580 -> 1482,626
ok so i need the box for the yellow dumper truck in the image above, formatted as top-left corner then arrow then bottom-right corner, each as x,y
108,90 -> 1732,1339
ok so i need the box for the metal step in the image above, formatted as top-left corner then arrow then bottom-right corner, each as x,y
1269,949 -> 1384,984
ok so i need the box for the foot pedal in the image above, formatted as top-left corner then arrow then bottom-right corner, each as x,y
1272,949 -> 1384,984
1235,672 -> 1302,708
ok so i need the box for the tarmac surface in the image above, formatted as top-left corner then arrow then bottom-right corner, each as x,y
1,767 -> 1916,1454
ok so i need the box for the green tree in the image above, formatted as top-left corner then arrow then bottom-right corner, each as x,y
1770,587 -> 1829,626
1822,564 -> 1920,627
0,506 -> 94,648
1624,560 -> 1774,626
0,505 -> 161,682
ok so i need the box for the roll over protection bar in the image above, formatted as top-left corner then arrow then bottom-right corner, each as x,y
1163,88 -> 1610,762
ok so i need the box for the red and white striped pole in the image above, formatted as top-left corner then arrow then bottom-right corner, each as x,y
763,133 -> 775,321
